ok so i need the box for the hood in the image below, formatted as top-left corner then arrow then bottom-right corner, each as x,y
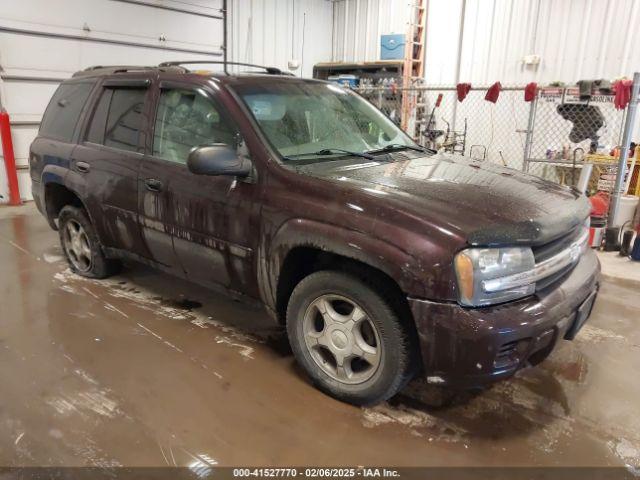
301,153 -> 590,246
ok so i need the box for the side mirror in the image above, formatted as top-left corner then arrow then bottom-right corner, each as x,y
187,144 -> 252,177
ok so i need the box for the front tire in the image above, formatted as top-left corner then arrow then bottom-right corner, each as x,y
58,205 -> 120,279
286,271 -> 417,406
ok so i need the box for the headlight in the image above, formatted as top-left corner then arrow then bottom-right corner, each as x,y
454,247 -> 536,307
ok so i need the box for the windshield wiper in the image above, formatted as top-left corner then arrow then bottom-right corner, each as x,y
283,148 -> 374,161
366,143 -> 428,154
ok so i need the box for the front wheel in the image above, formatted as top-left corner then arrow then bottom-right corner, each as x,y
286,271 -> 417,406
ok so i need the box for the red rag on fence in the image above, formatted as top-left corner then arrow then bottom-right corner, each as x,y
456,83 -> 471,102
485,82 -> 502,103
613,79 -> 632,110
524,82 -> 538,102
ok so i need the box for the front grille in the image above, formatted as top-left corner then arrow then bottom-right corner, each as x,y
531,226 -> 583,291
532,226 -> 581,263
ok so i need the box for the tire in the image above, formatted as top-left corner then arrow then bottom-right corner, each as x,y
286,270 -> 417,406
58,205 -> 121,279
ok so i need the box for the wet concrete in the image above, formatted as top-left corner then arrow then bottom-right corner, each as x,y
1,204 -> 639,469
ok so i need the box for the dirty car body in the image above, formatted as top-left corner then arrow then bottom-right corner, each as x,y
30,65 -> 600,404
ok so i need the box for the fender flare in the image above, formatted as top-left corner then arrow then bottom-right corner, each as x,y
259,218 -> 427,311
42,166 -> 94,231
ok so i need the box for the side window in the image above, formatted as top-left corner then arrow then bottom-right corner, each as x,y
40,82 -> 94,142
153,88 -> 237,164
85,87 -> 146,153
86,89 -> 113,144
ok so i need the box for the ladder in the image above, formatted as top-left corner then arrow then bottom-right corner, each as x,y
401,0 -> 427,138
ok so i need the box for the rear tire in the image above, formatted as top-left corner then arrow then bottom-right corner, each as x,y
58,205 -> 121,279
286,270 -> 417,406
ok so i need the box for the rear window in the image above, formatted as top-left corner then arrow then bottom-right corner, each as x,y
85,87 -> 147,153
40,82 -> 94,142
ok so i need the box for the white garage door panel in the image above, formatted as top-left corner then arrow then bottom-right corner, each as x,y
0,0 -> 222,49
75,43 -> 219,70
0,169 -> 33,202
17,170 -> 32,201
2,82 -> 59,118
158,0 -> 222,12
0,33 -> 220,79
0,172 -> 7,202
7,126 -> 39,166
0,34 -> 80,77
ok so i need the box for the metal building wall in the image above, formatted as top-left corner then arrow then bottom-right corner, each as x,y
427,0 -> 640,85
229,0 -> 334,78
332,0 -> 640,84
0,0 -> 334,203
331,0 -> 409,63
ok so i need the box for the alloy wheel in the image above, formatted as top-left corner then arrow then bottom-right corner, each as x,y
63,219 -> 93,272
302,294 -> 382,384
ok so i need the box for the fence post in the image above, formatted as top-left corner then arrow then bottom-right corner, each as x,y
522,96 -> 537,172
608,72 -> 640,225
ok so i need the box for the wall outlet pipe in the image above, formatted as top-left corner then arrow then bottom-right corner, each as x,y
0,109 -> 21,205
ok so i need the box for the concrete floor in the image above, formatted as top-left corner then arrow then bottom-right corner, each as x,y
1,203 -> 639,470
599,250 -> 640,289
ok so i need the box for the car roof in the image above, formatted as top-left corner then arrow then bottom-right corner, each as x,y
70,64 -> 326,87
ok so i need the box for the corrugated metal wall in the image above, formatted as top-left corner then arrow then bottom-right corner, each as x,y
331,0 -> 409,63
333,0 -> 640,84
0,0 -> 334,203
229,0 -> 333,78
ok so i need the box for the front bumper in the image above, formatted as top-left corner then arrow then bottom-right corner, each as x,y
408,249 -> 600,388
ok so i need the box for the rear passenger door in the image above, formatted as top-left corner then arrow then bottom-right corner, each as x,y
69,76 -> 151,258
139,82 -> 259,294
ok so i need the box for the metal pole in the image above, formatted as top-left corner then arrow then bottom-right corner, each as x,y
522,96 -> 537,172
222,0 -> 228,74
609,71 -> 640,224
451,0 -> 467,131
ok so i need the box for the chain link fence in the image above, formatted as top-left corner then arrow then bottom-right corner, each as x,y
353,84 -> 630,188
524,87 -> 626,186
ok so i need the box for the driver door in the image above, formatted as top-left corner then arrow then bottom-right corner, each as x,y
139,82 -> 260,295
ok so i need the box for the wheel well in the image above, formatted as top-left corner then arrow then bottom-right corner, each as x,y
275,247 -> 414,330
44,183 -> 84,228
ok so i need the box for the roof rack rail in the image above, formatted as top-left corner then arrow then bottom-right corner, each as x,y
73,65 -> 153,77
158,60 -> 290,76
85,65 -> 156,71
72,64 -> 187,78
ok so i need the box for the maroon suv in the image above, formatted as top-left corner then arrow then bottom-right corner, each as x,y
30,63 -> 600,405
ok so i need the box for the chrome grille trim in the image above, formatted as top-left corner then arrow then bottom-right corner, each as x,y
482,229 -> 589,293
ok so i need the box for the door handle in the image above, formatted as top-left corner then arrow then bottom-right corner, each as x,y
75,161 -> 90,173
145,178 -> 163,192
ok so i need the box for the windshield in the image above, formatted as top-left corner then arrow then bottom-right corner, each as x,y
232,81 -> 418,163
